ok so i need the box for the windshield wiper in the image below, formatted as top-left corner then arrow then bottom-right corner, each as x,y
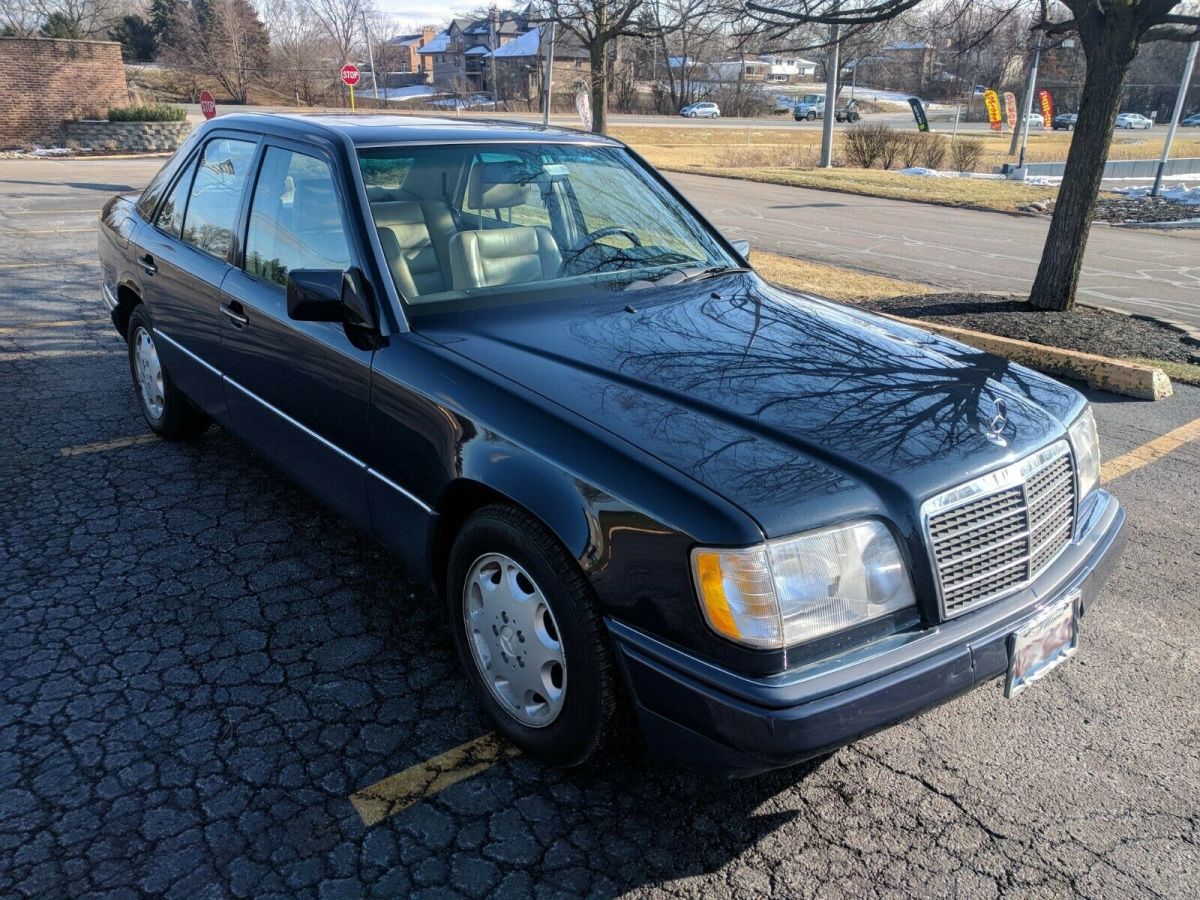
672,265 -> 751,284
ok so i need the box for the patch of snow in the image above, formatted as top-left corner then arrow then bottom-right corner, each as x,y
898,167 -> 943,176
31,147 -> 73,157
358,85 -> 440,102
1115,183 -> 1200,205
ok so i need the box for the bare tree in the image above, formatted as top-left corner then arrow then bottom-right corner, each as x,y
166,0 -> 269,103
1028,0 -> 1200,310
647,0 -> 726,111
260,0 -> 333,104
297,0 -> 372,65
1,0 -> 42,34
23,0 -> 122,37
535,0 -> 646,134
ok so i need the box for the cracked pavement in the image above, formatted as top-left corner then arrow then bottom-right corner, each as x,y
1,158 -> 1198,898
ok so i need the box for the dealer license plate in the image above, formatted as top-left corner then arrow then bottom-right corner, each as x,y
1005,591 -> 1079,699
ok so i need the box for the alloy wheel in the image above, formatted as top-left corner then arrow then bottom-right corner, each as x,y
463,553 -> 567,727
132,326 -> 164,420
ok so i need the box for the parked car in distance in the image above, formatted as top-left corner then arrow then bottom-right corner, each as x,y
793,95 -> 825,120
680,101 -> 720,118
1180,113 -> 1200,127
1024,112 -> 1046,129
1115,112 -> 1153,129
1052,113 -> 1077,131
98,113 -> 1127,776
834,99 -> 861,123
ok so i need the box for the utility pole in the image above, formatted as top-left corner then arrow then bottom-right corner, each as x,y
361,12 -> 380,105
542,21 -> 556,125
820,22 -> 840,167
1010,40 -> 1041,165
1152,40 -> 1198,197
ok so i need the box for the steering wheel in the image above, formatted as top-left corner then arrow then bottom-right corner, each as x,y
572,226 -> 642,252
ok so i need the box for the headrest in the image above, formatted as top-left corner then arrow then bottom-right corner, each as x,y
292,178 -> 341,230
371,200 -> 425,228
468,161 -> 534,210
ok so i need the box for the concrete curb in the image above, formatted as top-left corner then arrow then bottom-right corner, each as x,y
880,314 -> 1173,401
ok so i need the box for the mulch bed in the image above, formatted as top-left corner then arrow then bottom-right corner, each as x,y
859,292 -> 1199,363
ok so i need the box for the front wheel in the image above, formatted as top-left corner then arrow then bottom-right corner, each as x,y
447,505 -> 618,766
126,305 -> 210,439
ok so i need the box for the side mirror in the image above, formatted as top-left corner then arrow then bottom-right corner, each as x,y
287,267 -> 377,332
730,239 -> 750,259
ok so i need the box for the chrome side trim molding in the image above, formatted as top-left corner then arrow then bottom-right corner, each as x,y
367,467 -> 433,514
151,327 -> 433,515
152,327 -> 222,377
102,283 -> 119,312
223,375 -> 364,469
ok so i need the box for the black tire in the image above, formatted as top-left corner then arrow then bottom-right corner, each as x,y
126,305 -> 211,440
807,111 -> 816,121
446,504 -> 618,766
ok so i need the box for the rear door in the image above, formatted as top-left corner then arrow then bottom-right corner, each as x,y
219,141 -> 375,529
136,134 -> 259,418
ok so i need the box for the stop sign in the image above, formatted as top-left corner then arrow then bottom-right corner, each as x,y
199,90 -> 216,120
340,64 -> 361,87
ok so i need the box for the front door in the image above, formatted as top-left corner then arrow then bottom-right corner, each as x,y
219,143 -> 374,529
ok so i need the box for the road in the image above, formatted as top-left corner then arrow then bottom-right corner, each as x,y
2,158 -> 1199,898
671,172 -> 1200,327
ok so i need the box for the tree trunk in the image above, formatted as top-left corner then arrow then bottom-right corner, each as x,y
590,43 -> 608,134
1028,28 -> 1137,311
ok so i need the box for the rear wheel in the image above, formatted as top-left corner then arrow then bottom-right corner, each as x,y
126,305 -> 210,440
807,111 -> 816,121
447,504 -> 617,766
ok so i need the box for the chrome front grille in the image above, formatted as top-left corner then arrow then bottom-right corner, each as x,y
924,442 -> 1076,616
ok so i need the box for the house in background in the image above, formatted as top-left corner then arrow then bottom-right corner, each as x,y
385,26 -> 438,84
418,5 -> 538,94
706,55 -> 819,84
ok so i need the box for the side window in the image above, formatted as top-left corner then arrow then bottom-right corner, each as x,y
154,158 -> 195,239
245,147 -> 352,287
181,138 -> 257,260
462,154 -> 551,228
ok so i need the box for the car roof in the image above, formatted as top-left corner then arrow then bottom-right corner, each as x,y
207,112 -> 621,147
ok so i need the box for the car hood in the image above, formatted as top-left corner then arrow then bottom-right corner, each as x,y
421,275 -> 1082,538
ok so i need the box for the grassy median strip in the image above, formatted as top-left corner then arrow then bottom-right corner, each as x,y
754,251 -> 933,301
349,733 -> 520,827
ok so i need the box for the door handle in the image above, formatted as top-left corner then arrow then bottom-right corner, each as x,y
137,254 -> 156,275
220,301 -> 249,329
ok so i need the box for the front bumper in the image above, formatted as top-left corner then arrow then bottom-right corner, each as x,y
610,489 -> 1127,777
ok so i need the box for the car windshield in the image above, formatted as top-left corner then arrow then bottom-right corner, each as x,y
356,141 -> 736,312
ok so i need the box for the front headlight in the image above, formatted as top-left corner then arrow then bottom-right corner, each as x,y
692,520 -> 916,649
1068,407 -> 1100,499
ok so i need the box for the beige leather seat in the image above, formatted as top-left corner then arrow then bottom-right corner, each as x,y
371,200 -> 457,300
448,164 -> 562,290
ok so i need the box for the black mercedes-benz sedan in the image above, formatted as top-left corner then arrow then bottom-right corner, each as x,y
98,114 -> 1126,776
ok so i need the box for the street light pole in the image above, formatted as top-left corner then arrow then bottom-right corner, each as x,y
1152,40 -> 1198,197
361,12 -> 380,105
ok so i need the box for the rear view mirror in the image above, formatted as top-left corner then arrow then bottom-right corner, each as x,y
730,239 -> 750,259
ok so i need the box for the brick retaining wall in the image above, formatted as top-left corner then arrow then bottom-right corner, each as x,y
66,120 -> 193,152
0,37 -> 128,147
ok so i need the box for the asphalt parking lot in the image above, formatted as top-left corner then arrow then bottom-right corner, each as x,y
2,158 -> 1198,898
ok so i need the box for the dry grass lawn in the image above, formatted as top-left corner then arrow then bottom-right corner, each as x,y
616,125 -> 1200,213
752,250 -> 933,301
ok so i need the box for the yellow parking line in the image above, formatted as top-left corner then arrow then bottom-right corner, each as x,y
1101,416 -> 1200,484
0,319 -> 90,335
0,262 -> 55,269
349,733 -> 520,827
59,434 -> 159,457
